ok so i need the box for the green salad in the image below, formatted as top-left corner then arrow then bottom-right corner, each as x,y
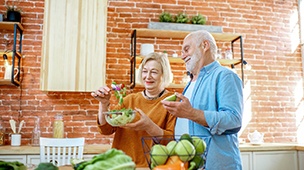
104,82 -> 135,126
105,108 -> 135,126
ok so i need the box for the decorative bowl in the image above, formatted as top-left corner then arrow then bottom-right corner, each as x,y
141,135 -> 210,169
103,109 -> 136,127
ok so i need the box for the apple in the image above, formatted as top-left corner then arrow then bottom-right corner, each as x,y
189,155 -> 205,170
166,140 -> 177,156
174,140 -> 196,162
180,133 -> 193,143
164,94 -> 177,101
150,144 -> 169,165
191,136 -> 206,155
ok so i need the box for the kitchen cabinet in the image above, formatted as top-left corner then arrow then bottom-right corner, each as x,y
40,0 -> 107,92
27,155 -> 40,165
241,152 -> 253,170
130,29 -> 244,89
252,151 -> 298,170
298,151 -> 304,170
0,155 -> 26,164
0,22 -> 23,86
0,154 -> 97,166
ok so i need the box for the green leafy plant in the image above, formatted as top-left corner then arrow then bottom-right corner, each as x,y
6,5 -> 21,13
175,13 -> 189,23
191,14 -> 206,25
159,12 -> 173,22
6,0 -> 22,13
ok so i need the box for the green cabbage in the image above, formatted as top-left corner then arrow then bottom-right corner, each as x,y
0,161 -> 27,170
76,149 -> 136,170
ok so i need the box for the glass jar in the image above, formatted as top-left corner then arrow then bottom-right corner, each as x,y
225,48 -> 233,59
0,123 -> 5,146
53,113 -> 64,138
31,116 -> 41,146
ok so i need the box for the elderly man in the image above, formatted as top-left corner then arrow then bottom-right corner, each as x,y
162,30 -> 243,170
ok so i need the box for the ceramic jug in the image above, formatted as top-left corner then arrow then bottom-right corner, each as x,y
247,130 -> 264,143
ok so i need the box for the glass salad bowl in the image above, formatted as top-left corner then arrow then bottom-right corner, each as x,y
103,109 -> 136,127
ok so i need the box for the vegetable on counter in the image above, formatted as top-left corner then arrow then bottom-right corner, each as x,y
73,148 -> 136,170
35,162 -> 58,170
0,160 -> 26,170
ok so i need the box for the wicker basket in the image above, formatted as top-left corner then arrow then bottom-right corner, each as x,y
141,135 -> 210,170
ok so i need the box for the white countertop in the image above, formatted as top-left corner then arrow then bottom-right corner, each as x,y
0,143 -> 303,155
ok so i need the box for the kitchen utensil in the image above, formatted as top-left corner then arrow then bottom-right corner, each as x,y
11,133 -> 21,146
9,119 -> 16,134
18,120 -> 24,134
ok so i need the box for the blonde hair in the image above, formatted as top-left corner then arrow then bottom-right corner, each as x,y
137,52 -> 173,88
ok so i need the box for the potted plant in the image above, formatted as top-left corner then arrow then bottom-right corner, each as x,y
5,3 -> 22,22
191,14 -> 206,25
175,13 -> 189,23
159,12 -> 173,23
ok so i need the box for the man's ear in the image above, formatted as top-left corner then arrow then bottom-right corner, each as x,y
202,40 -> 210,50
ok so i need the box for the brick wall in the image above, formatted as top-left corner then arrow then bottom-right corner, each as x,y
0,0 -> 303,145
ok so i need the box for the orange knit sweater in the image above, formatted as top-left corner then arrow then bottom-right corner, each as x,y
97,91 -> 176,167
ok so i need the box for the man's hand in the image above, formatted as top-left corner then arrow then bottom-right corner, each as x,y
161,93 -> 194,118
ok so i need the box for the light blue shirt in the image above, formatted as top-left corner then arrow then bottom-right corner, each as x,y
178,61 -> 243,170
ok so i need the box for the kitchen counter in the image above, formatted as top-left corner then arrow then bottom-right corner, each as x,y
1,143 -> 304,155
239,142 -> 304,152
0,144 -> 111,155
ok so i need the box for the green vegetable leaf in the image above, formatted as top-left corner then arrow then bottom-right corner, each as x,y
77,149 -> 135,170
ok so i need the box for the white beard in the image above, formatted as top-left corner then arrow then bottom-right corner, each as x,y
186,49 -> 201,73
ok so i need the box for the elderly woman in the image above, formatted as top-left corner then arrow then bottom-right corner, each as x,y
91,52 -> 176,167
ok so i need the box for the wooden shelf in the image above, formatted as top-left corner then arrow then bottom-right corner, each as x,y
136,56 -> 184,64
217,59 -> 242,66
0,22 -> 23,86
136,56 -> 242,66
0,22 -> 24,31
130,28 -> 244,89
0,51 -> 22,58
136,83 -> 186,89
135,29 -> 241,41
0,79 -> 20,86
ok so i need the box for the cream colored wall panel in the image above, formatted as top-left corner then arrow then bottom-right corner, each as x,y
41,0 -> 107,92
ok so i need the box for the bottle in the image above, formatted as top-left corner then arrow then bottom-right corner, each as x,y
3,54 -> 12,79
225,48 -> 233,59
216,49 -> 222,59
31,117 -> 41,146
0,120 -> 5,145
53,113 -> 64,138
172,51 -> 178,58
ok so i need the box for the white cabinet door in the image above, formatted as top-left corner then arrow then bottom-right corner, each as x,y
298,151 -> 304,170
241,152 -> 252,170
27,155 -> 40,165
0,155 -> 27,164
253,151 -> 298,170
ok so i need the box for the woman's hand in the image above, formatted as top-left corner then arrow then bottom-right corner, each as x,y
91,86 -> 112,105
123,108 -> 163,136
92,86 -> 112,126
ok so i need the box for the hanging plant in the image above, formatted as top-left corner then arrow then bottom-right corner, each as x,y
175,13 -> 189,23
159,12 -> 173,22
191,14 -> 206,25
5,1 -> 22,22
